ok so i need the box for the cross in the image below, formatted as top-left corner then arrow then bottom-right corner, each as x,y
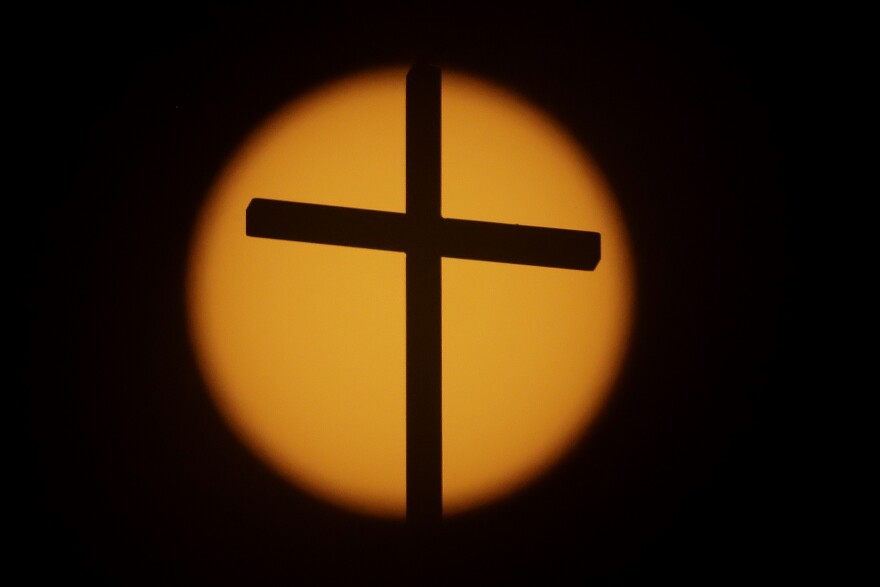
245,64 -> 601,530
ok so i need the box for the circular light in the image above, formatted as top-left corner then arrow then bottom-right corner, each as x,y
187,67 -> 635,518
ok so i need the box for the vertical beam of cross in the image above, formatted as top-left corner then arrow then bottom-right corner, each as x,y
405,64 -> 443,529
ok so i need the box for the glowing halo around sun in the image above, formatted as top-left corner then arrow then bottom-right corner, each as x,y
187,67 -> 635,518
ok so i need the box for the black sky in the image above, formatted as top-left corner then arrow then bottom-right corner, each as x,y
18,2 -> 827,584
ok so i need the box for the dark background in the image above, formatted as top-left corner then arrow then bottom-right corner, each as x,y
18,2 -> 827,583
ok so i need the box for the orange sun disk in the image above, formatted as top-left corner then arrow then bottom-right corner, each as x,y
187,67 -> 635,518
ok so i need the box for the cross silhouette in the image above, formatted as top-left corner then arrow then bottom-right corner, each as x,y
246,64 -> 601,529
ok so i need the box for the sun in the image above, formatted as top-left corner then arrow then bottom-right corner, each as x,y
186,66 -> 635,518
